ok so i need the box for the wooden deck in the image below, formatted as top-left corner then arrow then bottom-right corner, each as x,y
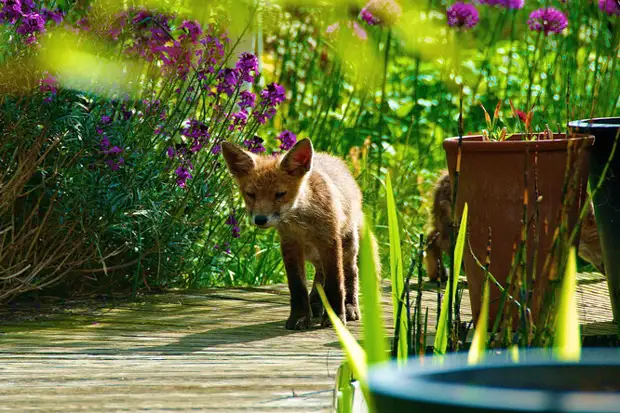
0,273 -> 616,412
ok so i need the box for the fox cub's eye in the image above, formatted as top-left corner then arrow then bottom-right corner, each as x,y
275,191 -> 287,199
246,192 -> 256,199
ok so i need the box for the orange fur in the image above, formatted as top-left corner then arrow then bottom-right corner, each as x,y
222,139 -> 377,330
425,170 -> 604,282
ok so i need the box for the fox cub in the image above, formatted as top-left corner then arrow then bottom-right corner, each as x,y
222,138 -> 374,330
425,171 -> 604,282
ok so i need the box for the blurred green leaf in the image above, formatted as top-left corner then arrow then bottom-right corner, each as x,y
553,247 -> 581,362
359,216 -> 389,366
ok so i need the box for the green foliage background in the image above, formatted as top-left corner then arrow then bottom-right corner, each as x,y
0,0 -> 617,301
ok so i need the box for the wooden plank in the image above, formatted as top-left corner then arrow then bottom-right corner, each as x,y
0,275 -> 615,412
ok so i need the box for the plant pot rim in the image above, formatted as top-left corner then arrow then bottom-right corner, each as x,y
568,117 -> 620,130
443,133 -> 595,153
368,348 -> 620,413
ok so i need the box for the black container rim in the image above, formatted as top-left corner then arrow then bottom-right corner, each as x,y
368,348 -> 620,413
568,117 -> 620,129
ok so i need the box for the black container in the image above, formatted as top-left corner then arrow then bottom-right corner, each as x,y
568,118 -> 620,324
368,348 -> 620,413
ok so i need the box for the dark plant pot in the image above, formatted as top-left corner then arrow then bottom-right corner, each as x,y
568,118 -> 620,324
443,133 -> 594,327
368,348 -> 620,413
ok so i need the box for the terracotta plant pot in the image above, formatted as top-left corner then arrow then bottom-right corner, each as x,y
568,118 -> 620,324
368,348 -> 620,413
442,133 -> 594,327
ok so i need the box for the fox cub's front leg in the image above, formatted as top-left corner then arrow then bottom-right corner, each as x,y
280,237 -> 312,330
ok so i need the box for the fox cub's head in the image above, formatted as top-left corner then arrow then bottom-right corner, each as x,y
221,138 -> 313,229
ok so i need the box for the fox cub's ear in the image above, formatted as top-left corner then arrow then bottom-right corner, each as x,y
221,142 -> 255,177
280,138 -> 313,177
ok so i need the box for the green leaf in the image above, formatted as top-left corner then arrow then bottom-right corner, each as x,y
359,217 -> 389,366
553,247 -> 581,362
468,277 -> 489,365
334,362 -> 354,413
385,172 -> 408,362
434,202 -> 468,355
316,284 -> 370,401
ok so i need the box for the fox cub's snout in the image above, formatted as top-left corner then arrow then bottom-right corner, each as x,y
222,138 -> 372,331
221,139 -> 312,229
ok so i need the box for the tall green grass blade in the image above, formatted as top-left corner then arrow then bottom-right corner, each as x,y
468,278 -> 489,365
385,172 -> 407,363
359,217 -> 390,366
334,362 -> 354,413
434,203 -> 468,355
316,284 -> 371,399
553,247 -> 581,361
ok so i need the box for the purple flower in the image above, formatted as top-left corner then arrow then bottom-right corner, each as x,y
351,21 -> 367,40
598,0 -> 619,15
175,164 -> 193,188
260,83 -> 286,106
360,9 -> 378,25
199,33 -> 226,76
229,110 -> 248,131
42,8 -> 63,24
243,136 -> 266,154
447,2 -> 479,29
76,16 -> 90,31
326,22 -> 340,33
254,107 -> 277,125
105,158 -> 125,171
277,130 -> 297,151
99,136 -> 111,150
238,90 -> 256,110
211,144 -> 222,155
216,68 -> 239,96
235,52 -> 259,83
359,0 -> 402,26
527,8 -> 568,35
104,146 -> 123,155
0,0 -> 22,23
16,12 -> 45,41
181,119 -> 210,139
180,20 -> 202,43
226,214 -> 240,238
478,0 -> 523,8
100,115 -> 112,125
39,72 -> 57,101
166,146 -> 176,159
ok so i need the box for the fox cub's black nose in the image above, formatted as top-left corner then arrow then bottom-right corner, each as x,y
254,215 -> 268,226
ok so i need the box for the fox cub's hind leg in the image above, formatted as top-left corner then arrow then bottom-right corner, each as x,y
281,237 -> 312,330
309,270 -> 325,319
342,230 -> 361,321
319,236 -> 347,328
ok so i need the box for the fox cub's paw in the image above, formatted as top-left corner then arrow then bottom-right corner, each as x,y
320,312 -> 346,328
285,312 -> 312,330
345,303 -> 360,321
